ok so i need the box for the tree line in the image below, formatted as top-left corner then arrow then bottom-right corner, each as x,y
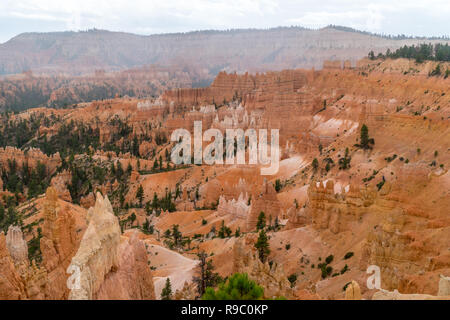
369,43 -> 450,63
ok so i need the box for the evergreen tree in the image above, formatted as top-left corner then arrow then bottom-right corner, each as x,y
202,273 -> 264,300
195,188 -> 200,200
256,211 -> 266,230
132,136 -> 139,157
0,203 -> 4,221
192,251 -> 221,297
145,201 -> 151,215
126,162 -> 133,175
171,224 -> 182,246
218,220 -> 232,238
161,278 -> 173,300
274,179 -> 282,192
312,158 -> 319,171
338,147 -> 351,170
116,162 -> 124,181
152,192 -> 159,210
255,229 -> 270,263
358,124 -> 374,150
136,184 -> 144,207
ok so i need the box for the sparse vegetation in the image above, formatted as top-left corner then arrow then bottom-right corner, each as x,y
161,278 -> 173,300
338,148 -> 351,170
355,124 -> 374,150
255,229 -> 270,263
256,211 -> 266,231
202,273 -> 264,300
287,274 -> 297,288
192,251 -> 221,298
344,252 -> 354,260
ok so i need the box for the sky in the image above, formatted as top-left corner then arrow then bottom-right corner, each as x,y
0,0 -> 449,43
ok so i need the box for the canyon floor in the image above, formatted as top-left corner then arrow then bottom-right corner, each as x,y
0,58 -> 449,300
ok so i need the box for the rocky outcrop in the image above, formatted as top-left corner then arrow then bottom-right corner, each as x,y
68,193 -> 155,300
40,187 -> 83,299
0,65 -> 197,112
174,281 -> 197,300
344,281 -> 362,300
438,275 -> 450,296
68,192 -> 121,300
246,180 -> 281,231
6,226 -> 28,265
306,180 -> 370,234
50,170 -> 72,202
372,284 -> 450,300
0,187 -> 86,300
96,230 -> 155,300
0,147 -> 61,173
232,237 -> 292,299
285,206 -> 311,229
217,193 -> 250,220
0,232 -> 26,299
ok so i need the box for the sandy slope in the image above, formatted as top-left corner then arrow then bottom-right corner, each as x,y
146,243 -> 198,299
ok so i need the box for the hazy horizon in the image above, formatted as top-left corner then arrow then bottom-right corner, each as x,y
1,0 -> 449,44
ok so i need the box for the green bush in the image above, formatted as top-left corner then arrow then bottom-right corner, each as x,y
344,252 -> 354,260
202,273 -> 264,300
287,274 -> 297,288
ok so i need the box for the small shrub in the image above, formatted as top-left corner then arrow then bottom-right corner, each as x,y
325,254 -> 334,264
340,264 -> 349,275
287,274 -> 297,288
343,282 -> 351,291
344,252 -> 354,260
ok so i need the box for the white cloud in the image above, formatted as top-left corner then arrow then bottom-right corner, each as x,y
0,0 -> 448,42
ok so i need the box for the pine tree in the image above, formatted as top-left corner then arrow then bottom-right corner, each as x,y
152,192 -> 159,210
202,273 -> 264,300
161,278 -> 172,300
171,224 -> 182,246
338,147 -> 351,170
145,201 -> 151,215
256,211 -> 266,230
218,220 -> 232,238
312,158 -> 319,171
255,229 -> 270,263
195,188 -> 200,200
192,251 -> 220,297
358,124 -> 374,150
0,203 -> 4,221
116,161 -> 124,181
360,124 -> 369,148
274,179 -> 282,192
136,184 -> 144,207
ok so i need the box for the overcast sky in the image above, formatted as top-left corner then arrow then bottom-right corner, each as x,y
0,0 -> 449,43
